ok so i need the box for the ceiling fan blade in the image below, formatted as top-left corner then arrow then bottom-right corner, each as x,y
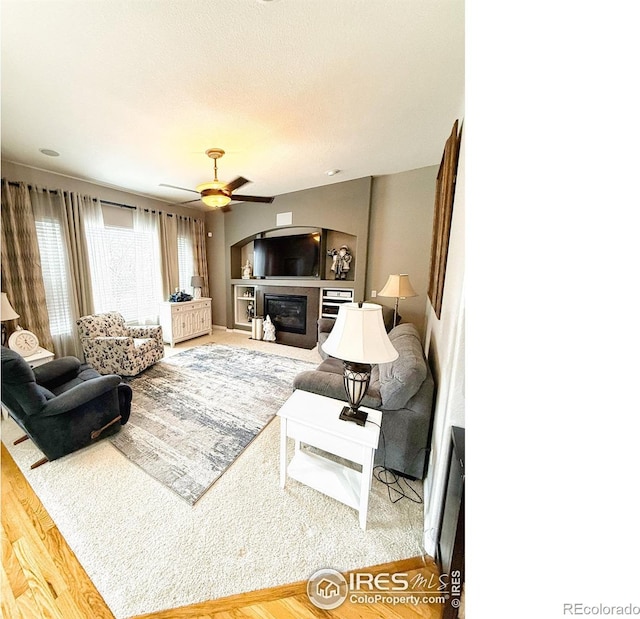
159,183 -> 200,194
160,198 -> 202,208
231,194 -> 275,203
224,176 -> 250,192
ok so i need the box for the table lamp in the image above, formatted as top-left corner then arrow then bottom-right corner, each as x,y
321,302 -> 398,426
190,276 -> 205,299
1,292 -> 20,346
378,274 -> 417,328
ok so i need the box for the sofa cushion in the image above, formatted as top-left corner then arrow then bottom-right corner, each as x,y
378,323 -> 427,410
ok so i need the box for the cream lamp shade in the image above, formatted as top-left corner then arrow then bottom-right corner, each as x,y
1,293 -> 20,321
378,274 -> 417,299
321,302 -> 398,426
378,274 -> 417,328
322,302 -> 398,364
1,292 -> 20,347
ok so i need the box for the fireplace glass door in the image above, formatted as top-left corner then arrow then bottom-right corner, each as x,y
264,294 -> 307,335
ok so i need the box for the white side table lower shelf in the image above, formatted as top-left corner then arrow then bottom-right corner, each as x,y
287,450 -> 362,511
278,389 -> 382,530
23,347 -> 55,368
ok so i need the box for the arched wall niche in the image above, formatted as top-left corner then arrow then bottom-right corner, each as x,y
230,227 -> 357,282
209,176 -> 372,329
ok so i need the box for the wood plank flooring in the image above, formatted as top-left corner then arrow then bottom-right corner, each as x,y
1,443 -> 443,619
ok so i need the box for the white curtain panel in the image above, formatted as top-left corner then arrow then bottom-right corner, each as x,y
132,208 -> 163,324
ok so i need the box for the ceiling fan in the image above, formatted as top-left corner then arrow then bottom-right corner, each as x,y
160,148 -> 274,212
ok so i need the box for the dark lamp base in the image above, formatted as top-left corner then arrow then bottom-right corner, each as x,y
339,406 -> 368,427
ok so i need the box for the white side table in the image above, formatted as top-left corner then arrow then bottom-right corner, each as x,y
23,347 -> 55,368
278,389 -> 382,530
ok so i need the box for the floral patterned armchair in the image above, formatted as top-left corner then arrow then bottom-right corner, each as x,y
77,312 -> 164,376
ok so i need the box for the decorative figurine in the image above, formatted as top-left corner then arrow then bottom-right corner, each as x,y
263,315 -> 276,342
242,260 -> 253,280
246,302 -> 255,321
329,245 -> 352,280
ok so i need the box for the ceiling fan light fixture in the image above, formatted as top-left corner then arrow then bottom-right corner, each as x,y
201,194 -> 231,208
197,184 -> 231,208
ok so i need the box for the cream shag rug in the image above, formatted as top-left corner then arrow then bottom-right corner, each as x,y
1,346 -> 426,619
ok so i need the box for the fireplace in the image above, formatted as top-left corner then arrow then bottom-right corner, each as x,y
257,286 -> 319,349
264,294 -> 307,335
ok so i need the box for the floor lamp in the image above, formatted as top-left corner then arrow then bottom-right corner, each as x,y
378,274 -> 417,328
321,302 -> 398,426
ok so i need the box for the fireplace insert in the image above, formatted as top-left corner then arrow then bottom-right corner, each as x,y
264,294 -> 307,335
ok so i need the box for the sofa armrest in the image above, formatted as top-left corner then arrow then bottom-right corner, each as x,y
317,318 -> 335,334
126,325 -> 163,342
38,375 -> 122,417
293,371 -> 382,409
33,356 -> 82,386
90,336 -> 136,350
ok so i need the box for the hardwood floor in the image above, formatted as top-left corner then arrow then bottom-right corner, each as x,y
1,443 -> 443,619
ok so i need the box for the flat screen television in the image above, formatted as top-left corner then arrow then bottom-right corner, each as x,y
253,233 -> 320,278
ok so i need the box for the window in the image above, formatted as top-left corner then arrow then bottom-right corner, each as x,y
177,233 -> 194,293
85,222 -> 163,324
34,219 -> 73,337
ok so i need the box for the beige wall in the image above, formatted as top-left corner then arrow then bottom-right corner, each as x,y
3,161 -> 443,343
368,166 -> 438,338
422,130 -> 465,555
1,160 -> 202,219
205,210 -> 227,328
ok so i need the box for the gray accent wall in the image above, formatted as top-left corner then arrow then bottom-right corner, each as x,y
206,177 -> 373,329
205,169 -> 439,338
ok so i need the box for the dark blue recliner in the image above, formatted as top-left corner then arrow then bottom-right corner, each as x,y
1,347 -> 132,467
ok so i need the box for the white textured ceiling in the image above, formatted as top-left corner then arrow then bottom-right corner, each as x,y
1,0 -> 464,208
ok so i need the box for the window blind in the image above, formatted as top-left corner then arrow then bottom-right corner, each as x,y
177,234 -> 194,293
34,219 -> 73,337
85,224 -> 162,323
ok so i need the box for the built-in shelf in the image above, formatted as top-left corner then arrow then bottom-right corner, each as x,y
321,287 -> 354,319
230,278 -> 354,288
234,285 -> 256,329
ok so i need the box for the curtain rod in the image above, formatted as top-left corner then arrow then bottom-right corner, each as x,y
100,200 -> 173,217
96,199 -> 136,210
4,180 -> 179,217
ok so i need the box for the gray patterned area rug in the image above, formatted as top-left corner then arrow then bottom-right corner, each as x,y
111,344 -> 316,505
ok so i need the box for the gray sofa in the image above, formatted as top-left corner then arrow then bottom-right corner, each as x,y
293,322 -> 434,479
